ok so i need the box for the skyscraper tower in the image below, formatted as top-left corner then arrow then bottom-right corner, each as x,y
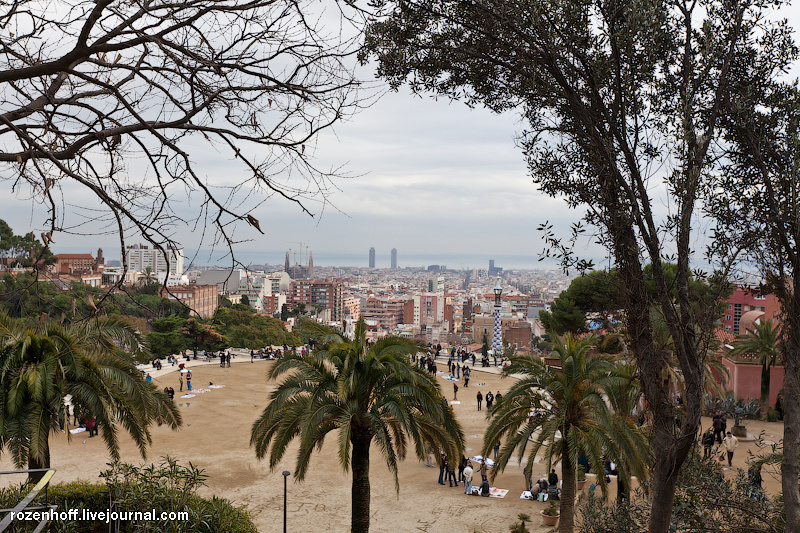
307,251 -> 314,278
391,248 -> 397,269
285,251 -> 290,273
369,247 -> 376,268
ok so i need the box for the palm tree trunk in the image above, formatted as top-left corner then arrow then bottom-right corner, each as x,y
558,453 -> 576,533
760,360 -> 771,421
351,433 -> 371,533
27,440 -> 50,485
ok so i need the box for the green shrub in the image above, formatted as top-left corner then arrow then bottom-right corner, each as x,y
579,453 -> 784,532
767,407 -> 780,422
0,459 -> 256,533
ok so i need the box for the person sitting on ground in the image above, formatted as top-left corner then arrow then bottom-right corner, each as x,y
479,479 -> 491,497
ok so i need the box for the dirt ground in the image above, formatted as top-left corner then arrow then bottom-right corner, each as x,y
0,357 -> 785,533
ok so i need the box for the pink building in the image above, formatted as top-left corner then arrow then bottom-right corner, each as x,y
721,287 -> 767,334
717,286 -> 784,404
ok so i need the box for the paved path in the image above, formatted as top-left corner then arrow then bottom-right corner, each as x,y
139,349 -> 519,385
138,348 -> 269,381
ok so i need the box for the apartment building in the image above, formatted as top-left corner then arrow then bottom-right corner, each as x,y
159,284 -> 218,318
125,244 -> 184,275
289,279 -> 343,321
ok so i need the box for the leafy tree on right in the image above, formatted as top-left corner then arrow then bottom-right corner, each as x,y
363,0 -> 795,530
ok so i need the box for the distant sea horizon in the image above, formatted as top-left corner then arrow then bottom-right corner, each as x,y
181,250 -> 592,271
54,245 -> 604,271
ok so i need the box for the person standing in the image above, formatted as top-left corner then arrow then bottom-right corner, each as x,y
453,382 -> 459,401
446,459 -> 457,487
702,427 -> 715,458
456,364 -> 461,379
749,463 -> 763,489
463,462 -> 474,495
712,412 -> 724,444
479,458 -> 488,482
458,455 -> 467,483
723,431 -> 738,467
186,370 -> 192,391
495,391 -> 503,405
472,353 -> 476,366
548,468 -> 559,487
486,391 -> 494,410
179,373 -> 184,392
438,453 -> 446,485
477,391 -> 483,411
493,440 -> 501,461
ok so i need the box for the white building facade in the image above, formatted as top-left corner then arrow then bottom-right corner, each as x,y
124,245 -> 184,275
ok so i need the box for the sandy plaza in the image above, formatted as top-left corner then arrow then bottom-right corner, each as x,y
0,353 -> 782,533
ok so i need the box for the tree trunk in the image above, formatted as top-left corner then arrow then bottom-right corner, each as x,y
558,452 -> 576,533
783,322 -> 800,532
27,440 -> 50,485
760,360 -> 771,421
351,433 -> 371,533
614,233 -> 696,533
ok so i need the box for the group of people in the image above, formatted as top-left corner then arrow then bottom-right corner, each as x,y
179,370 -> 193,391
700,411 -> 739,468
528,469 -> 560,500
437,453 -> 492,497
703,424 -> 739,468
163,386 -> 176,400
475,391 -> 502,411
250,348 -> 281,361
58,405 -> 98,437
447,356 -> 471,383
219,352 -> 233,367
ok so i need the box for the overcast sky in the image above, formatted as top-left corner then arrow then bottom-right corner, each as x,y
3,3 -> 800,270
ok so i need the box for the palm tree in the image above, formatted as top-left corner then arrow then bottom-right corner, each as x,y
484,334 -> 649,533
251,318 -> 464,533
602,360 -> 652,502
0,313 -> 181,481
140,266 -> 158,285
729,319 -> 781,420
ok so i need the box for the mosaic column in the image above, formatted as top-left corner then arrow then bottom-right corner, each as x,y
491,302 -> 502,354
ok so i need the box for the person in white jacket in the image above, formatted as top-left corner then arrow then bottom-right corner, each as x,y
723,431 -> 738,467
463,463 -> 474,495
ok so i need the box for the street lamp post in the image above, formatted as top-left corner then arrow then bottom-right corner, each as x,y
492,279 -> 502,364
282,470 -> 290,533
